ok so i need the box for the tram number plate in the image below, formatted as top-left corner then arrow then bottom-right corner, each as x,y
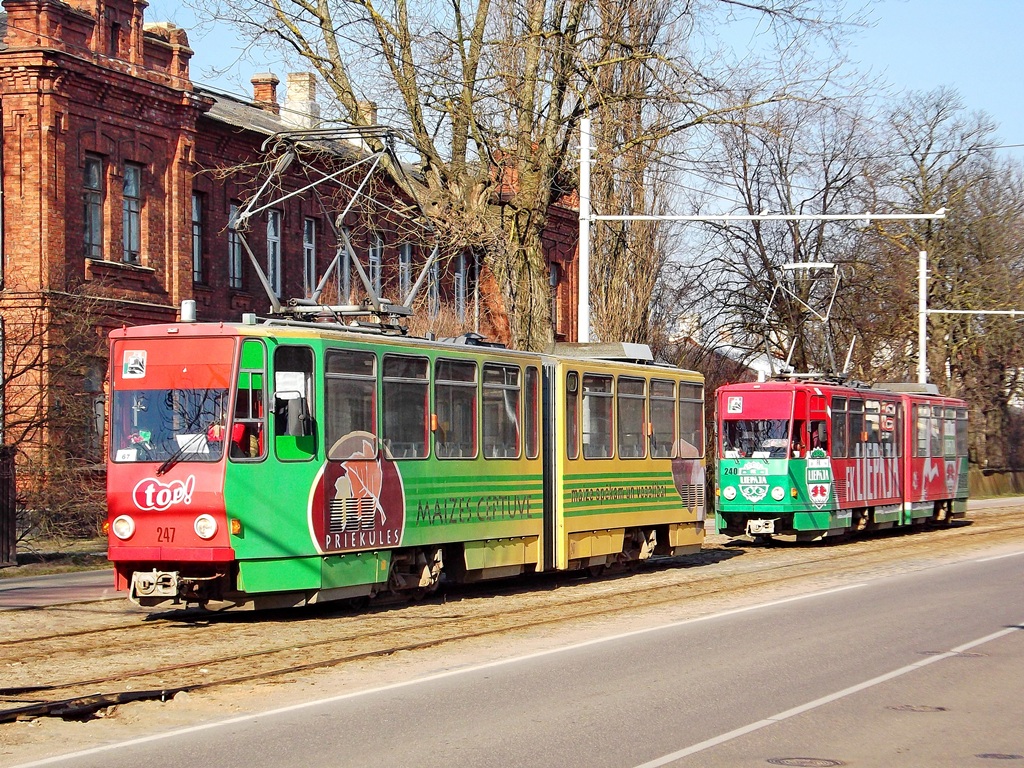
747,519 -> 775,535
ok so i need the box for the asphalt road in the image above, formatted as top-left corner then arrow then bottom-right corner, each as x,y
13,541 -> 1023,767
0,569 -> 117,610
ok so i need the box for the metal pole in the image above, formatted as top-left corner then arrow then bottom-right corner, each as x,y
918,250 -> 928,385
578,118 -> 591,343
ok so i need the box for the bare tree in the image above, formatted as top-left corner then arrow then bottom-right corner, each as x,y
188,0 -> 855,349
668,93 -> 871,371
858,88 -> 1024,467
1,274 -> 109,541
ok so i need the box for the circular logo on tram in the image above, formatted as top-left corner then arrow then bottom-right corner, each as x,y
308,431 -> 406,554
738,462 -> 769,504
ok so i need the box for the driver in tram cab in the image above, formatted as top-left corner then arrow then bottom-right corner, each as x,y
207,420 -> 252,458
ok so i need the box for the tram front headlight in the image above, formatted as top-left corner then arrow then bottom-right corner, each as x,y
194,514 -> 218,540
771,486 -> 786,501
111,515 -> 136,540
722,486 -> 737,500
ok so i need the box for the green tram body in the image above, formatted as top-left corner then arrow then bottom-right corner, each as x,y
106,321 -> 706,609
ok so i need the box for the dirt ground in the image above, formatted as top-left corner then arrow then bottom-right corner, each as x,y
3,502 -> 1023,767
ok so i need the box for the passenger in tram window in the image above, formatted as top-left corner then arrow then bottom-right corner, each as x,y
791,420 -> 805,457
810,421 -> 827,451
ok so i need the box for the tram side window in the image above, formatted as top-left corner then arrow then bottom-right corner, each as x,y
382,355 -> 428,458
582,374 -> 613,459
617,377 -> 646,459
831,397 -> 847,458
650,379 -> 676,458
915,405 -> 929,457
929,406 -> 943,456
678,382 -> 704,458
230,339 -> 267,461
273,346 -> 316,461
848,399 -> 865,457
944,407 -> 957,457
566,371 -> 580,460
956,408 -> 969,457
482,363 -> 520,458
435,359 -> 477,458
325,349 -> 376,459
524,366 -> 539,459
864,400 -> 882,457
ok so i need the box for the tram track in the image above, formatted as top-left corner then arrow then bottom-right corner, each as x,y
3,506 -> 1022,723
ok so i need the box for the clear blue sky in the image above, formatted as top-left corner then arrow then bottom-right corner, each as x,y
144,0 -> 1024,155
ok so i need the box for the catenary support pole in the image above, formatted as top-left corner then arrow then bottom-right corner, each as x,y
578,118 -> 591,343
918,250 -> 928,385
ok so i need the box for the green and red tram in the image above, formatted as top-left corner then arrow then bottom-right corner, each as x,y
106,319 -> 706,609
715,379 -> 969,541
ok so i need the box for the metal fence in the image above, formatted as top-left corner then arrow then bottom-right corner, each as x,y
0,446 -> 15,566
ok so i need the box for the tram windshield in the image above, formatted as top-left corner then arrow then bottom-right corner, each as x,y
109,337 -> 236,465
721,419 -> 791,458
111,387 -> 229,463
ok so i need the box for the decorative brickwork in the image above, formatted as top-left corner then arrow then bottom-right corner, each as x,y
0,0 -> 580,474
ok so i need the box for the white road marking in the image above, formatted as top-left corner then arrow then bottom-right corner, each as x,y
976,550 -> 1024,562
632,623 -> 1023,767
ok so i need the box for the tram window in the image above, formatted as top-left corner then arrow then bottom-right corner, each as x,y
566,371 -> 580,460
435,359 -> 477,458
848,399 -> 864,458
524,366 -> 539,459
929,406 -> 943,456
325,349 -> 376,459
678,382 -> 704,458
582,374 -> 613,459
810,420 -> 827,452
872,403 -> 897,456
617,377 -> 646,459
831,397 -> 847,458
864,400 -> 882,457
230,340 -> 267,461
944,407 -> 957,457
483,363 -> 520,458
650,379 -> 676,458
915,405 -> 929,457
273,346 -> 316,461
956,408 -> 969,456
382,355 -> 428,458
721,418 -> 787,458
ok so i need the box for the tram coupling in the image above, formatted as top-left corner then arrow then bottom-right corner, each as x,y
129,570 -> 180,605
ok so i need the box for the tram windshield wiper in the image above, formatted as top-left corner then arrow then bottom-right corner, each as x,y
155,432 -> 206,475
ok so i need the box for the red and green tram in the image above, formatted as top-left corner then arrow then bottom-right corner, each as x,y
106,319 -> 706,609
715,379 -> 969,541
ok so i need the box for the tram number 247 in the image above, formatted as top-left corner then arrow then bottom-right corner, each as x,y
156,527 -> 176,543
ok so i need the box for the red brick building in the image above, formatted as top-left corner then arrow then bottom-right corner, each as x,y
0,0 -> 580,472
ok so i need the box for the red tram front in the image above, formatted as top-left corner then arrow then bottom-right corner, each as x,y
716,380 -> 968,540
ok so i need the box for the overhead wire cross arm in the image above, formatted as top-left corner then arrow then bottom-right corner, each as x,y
577,117 -> 947,344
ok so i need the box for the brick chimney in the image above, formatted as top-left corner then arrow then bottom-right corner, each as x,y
251,73 -> 280,115
283,72 -> 321,129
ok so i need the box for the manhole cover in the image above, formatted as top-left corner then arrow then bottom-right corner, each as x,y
887,704 -> 948,713
766,760 -> 846,767
976,755 -> 1024,761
